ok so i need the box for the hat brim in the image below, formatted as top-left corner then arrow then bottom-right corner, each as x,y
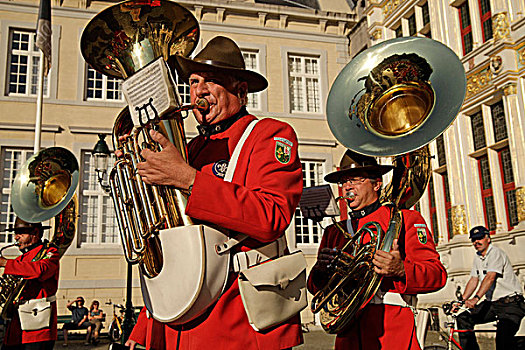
324,165 -> 394,183
6,225 -> 51,233
171,55 -> 268,93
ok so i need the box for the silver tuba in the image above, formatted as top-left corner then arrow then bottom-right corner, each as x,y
0,147 -> 79,319
311,37 -> 466,333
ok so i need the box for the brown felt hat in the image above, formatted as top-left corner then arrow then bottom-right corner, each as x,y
6,217 -> 51,234
324,150 -> 394,183
173,36 -> 268,93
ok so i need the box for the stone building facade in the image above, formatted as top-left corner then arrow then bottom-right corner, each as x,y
353,0 -> 525,307
0,0 -> 356,323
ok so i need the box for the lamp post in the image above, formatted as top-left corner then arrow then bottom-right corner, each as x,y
91,134 -> 135,344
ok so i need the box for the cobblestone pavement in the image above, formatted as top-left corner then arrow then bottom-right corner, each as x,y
56,330 -> 498,350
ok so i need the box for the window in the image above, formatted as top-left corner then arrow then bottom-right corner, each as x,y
471,111 -> 486,151
176,76 -> 190,105
442,173 -> 453,239
498,148 -> 518,229
477,155 -> 497,231
422,2 -> 430,26
458,2 -> 473,54
294,160 -> 325,245
395,25 -> 403,38
79,151 -> 119,244
0,148 -> 33,244
242,49 -> 261,110
408,13 -> 417,36
7,29 -> 49,97
478,0 -> 493,42
436,134 -> 446,167
86,67 -> 122,101
491,101 -> 507,142
287,54 -> 321,113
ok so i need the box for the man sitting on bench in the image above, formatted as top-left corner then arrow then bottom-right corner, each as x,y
62,296 -> 91,346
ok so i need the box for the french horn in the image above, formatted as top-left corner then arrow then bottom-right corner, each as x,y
311,37 -> 466,333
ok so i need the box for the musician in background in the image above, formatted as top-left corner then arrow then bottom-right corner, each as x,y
0,218 -> 59,350
307,150 -> 447,350
125,36 -> 303,349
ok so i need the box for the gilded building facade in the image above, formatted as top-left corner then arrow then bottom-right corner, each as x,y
353,0 -> 525,307
0,0 -> 356,322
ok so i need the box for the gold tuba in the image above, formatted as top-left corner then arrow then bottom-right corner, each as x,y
80,0 -> 201,278
0,147 -> 79,319
311,37 -> 466,333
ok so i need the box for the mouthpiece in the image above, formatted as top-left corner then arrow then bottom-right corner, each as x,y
336,192 -> 355,201
195,98 -> 210,113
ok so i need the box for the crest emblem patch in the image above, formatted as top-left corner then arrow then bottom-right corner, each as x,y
274,137 -> 293,164
212,160 -> 229,178
417,228 -> 427,244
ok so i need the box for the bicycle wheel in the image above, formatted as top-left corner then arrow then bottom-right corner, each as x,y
109,321 -> 122,342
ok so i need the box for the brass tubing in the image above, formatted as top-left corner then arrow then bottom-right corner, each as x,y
116,160 -> 146,256
133,128 -> 168,232
110,167 -> 140,264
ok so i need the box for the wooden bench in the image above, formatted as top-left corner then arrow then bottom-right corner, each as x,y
57,314 -> 107,340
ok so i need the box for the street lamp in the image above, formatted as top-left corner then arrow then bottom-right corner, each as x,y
91,134 -> 136,344
92,134 -> 111,193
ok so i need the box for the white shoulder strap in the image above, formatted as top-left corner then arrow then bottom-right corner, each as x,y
215,119 -> 259,254
223,119 -> 259,183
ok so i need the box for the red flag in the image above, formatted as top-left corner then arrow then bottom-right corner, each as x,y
36,0 -> 51,76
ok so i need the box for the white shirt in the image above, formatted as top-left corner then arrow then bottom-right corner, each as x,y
470,244 -> 523,301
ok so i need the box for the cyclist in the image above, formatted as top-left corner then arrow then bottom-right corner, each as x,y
455,226 -> 525,350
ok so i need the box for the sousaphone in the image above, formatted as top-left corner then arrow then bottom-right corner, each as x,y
311,37 -> 466,333
1,147 -> 79,319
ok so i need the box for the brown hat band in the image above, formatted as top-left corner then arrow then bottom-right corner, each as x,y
194,59 -> 243,70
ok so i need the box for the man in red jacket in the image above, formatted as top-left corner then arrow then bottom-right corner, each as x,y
307,150 -> 447,350
125,36 -> 303,350
0,218 -> 59,350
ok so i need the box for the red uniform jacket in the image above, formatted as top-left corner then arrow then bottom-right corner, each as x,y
307,206 -> 447,350
129,114 -> 304,349
3,242 -> 59,345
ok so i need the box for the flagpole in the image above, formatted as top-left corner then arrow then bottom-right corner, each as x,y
34,49 -> 45,154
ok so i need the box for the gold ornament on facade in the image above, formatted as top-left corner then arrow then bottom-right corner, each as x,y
493,12 -> 510,41
451,204 -> 468,236
466,65 -> 492,99
516,187 -> 525,223
490,55 -> 503,74
371,29 -> 382,40
503,83 -> 517,96
382,0 -> 401,17
518,46 -> 525,66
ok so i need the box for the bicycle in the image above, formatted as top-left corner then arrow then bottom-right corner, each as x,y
424,300 -> 497,350
106,301 -> 125,343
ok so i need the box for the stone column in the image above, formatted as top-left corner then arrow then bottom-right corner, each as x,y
491,0 -> 512,42
502,82 -> 525,227
445,116 -> 470,237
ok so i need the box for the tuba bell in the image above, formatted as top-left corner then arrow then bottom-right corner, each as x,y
311,37 -> 466,333
80,0 -> 201,279
0,147 -> 79,319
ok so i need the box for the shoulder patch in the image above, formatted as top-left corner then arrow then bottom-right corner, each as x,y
417,228 -> 428,244
212,160 -> 229,178
274,138 -> 292,164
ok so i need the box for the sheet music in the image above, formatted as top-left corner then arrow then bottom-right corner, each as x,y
122,57 -> 179,126
299,184 -> 340,220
